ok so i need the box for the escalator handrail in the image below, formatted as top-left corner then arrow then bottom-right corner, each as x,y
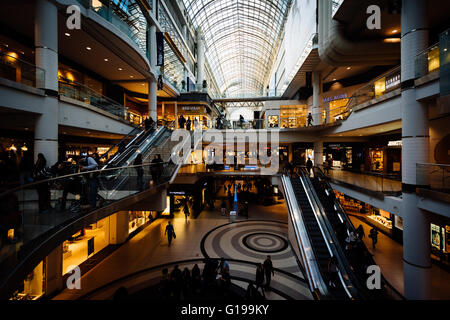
297,169 -> 357,299
98,123 -> 144,162
280,175 -> 329,297
313,166 -> 406,300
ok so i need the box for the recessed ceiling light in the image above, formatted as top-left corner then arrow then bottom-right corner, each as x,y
130,75 -> 134,78
65,32 -> 71,37
392,29 -> 398,33
118,68 -> 123,71
346,67 -> 351,70
86,46 -> 91,50
104,58 -> 109,62
141,83 -> 145,86
333,78 -> 337,81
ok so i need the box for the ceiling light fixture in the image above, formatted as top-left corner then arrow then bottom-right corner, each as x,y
104,58 -> 109,62
130,75 -> 134,78
118,68 -> 123,71
346,67 -> 351,70
86,46 -> 91,50
65,32 -> 71,37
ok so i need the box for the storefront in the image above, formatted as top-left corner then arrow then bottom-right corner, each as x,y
279,105 -> 308,128
430,215 -> 450,267
63,143 -> 112,164
62,216 -> 111,276
364,135 -> 402,175
323,94 -> 350,123
323,143 -> 365,170
176,103 -> 213,130
292,143 -> 314,165
10,261 -> 45,300
128,211 -> 155,234
374,69 -> 401,98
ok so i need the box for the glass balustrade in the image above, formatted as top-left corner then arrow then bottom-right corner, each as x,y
0,52 -> 45,89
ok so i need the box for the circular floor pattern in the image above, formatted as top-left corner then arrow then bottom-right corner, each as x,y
200,220 -> 314,300
242,232 -> 288,253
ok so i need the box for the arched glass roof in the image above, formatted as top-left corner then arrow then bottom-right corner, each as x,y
182,0 -> 291,98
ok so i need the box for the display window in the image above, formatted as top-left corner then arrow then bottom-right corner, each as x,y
280,105 -> 307,128
369,148 -> 384,172
267,115 -> 279,128
428,47 -> 440,73
368,209 -> 393,229
329,99 -> 349,122
125,110 -> 142,125
62,217 -> 110,275
374,77 -> 386,98
10,261 -> 45,300
128,211 -> 153,233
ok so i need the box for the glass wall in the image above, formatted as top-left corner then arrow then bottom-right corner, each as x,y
10,261 -> 45,300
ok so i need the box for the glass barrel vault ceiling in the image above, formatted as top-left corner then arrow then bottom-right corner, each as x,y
182,0 -> 291,98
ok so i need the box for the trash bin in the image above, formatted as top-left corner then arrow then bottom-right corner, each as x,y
229,210 -> 237,223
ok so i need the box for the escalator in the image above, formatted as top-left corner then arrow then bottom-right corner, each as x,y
305,167 -> 405,300
284,172 -> 351,300
102,122 -> 173,170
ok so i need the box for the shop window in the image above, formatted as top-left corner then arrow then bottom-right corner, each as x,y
62,217 -> 110,275
128,211 -> 153,233
369,148 -> 384,172
374,77 -> 386,98
10,261 -> 45,300
428,47 -> 440,73
267,115 -> 279,128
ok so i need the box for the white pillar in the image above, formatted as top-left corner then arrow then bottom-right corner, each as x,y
314,140 -> 323,167
34,0 -> 59,164
196,28 -> 205,91
149,78 -> 157,121
109,211 -> 129,245
148,24 -> 157,70
401,0 -> 431,300
312,72 -> 322,125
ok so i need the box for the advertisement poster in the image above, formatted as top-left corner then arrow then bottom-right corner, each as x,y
156,32 -> 164,66
431,224 -> 441,249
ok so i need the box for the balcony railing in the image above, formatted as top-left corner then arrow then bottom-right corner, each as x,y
415,43 -> 440,78
417,163 -> 450,194
347,66 -> 401,110
0,52 -> 45,89
58,77 -> 125,118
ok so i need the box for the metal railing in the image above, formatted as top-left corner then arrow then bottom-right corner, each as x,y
58,77 -> 125,118
0,52 -> 45,89
0,161 -> 177,296
311,166 -> 405,300
415,43 -> 441,78
347,66 -> 401,110
417,163 -> 450,194
320,165 -> 402,196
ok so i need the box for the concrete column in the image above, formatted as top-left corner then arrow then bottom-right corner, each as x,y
148,78 -> 157,121
312,72 -> 322,125
196,28 -> 205,91
314,140 -> 323,167
109,211 -> 129,245
401,0 -> 431,300
148,24 -> 157,69
34,0 -> 59,164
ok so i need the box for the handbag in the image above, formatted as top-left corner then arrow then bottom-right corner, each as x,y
173,232 -> 176,239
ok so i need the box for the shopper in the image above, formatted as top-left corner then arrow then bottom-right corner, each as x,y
150,154 -> 163,184
194,117 -> 199,130
369,228 -> 379,249
133,153 -> 144,191
178,115 -> 186,129
255,263 -> 265,297
165,221 -> 176,247
306,157 -> 313,177
183,201 -> 190,221
186,118 -> 191,131
356,224 -> 365,240
328,256 -> 339,288
19,151 -> 34,185
307,112 -> 313,126
263,255 -> 274,289
33,153 -> 51,214
79,154 -> 99,210
218,258 -> 230,273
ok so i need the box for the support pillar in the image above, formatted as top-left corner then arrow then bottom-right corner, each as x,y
312,72 -> 322,125
148,78 -> 157,121
34,0 -> 59,164
314,140 -> 323,167
401,0 -> 431,300
109,211 -> 129,245
45,244 -> 63,296
196,28 -> 205,91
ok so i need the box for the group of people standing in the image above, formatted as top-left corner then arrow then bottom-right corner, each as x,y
249,255 -> 275,298
178,115 -> 202,131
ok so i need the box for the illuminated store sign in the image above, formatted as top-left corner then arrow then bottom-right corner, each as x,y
385,73 -> 401,90
323,93 -> 347,103
388,140 -> 402,147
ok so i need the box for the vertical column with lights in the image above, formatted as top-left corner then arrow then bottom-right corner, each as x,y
312,72 -> 322,125
34,0 -> 59,164
148,24 -> 158,121
401,0 -> 431,300
196,27 -> 205,92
